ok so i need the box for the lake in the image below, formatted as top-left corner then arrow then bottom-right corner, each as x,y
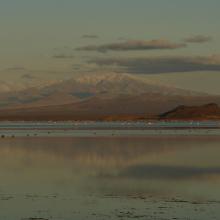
0,122 -> 220,219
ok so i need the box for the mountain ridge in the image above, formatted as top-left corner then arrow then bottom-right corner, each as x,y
0,94 -> 220,121
0,72 -> 209,109
0,73 -> 219,121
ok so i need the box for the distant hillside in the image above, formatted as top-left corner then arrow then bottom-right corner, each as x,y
0,72 -> 207,109
0,73 -> 220,121
160,103 -> 220,120
0,95 -> 220,121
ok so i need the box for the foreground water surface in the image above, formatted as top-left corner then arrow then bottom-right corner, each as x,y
0,122 -> 220,219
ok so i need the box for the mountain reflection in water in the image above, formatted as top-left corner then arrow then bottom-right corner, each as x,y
0,136 -> 220,219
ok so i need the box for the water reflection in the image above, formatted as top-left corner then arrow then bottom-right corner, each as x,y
115,164 -> 220,179
1,136 -> 220,167
0,137 -> 220,193
0,136 -> 220,219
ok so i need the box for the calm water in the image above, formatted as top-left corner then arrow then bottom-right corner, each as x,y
0,122 -> 220,219
0,121 -> 220,137
0,121 -> 219,130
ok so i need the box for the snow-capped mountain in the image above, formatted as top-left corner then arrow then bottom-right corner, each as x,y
0,72 -> 213,112
34,72 -> 202,97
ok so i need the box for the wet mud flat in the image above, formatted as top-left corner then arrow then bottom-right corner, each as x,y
0,193 -> 220,220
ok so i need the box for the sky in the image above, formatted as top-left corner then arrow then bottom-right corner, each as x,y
0,0 -> 220,94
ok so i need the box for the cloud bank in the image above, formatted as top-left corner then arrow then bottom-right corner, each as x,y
52,54 -> 75,59
82,34 -> 99,39
77,39 -> 186,53
184,35 -> 212,43
90,55 -> 220,74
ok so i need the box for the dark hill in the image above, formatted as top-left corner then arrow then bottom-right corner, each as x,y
160,103 -> 220,120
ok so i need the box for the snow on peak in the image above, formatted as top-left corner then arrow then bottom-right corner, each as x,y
72,72 -> 133,84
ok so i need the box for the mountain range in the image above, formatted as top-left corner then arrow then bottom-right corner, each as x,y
0,72 -> 219,121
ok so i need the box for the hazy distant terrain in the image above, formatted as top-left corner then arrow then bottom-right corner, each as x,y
0,73 -> 219,121
0,72 -> 204,108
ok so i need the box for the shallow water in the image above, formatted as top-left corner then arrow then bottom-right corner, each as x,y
0,124 -> 220,219
0,121 -> 219,130
0,121 -> 220,137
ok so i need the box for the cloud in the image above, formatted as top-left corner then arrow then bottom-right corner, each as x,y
184,35 -> 212,43
76,39 -> 186,53
52,46 -> 75,59
82,34 -> 99,39
52,54 -> 74,59
90,55 -> 220,74
5,66 -> 26,71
